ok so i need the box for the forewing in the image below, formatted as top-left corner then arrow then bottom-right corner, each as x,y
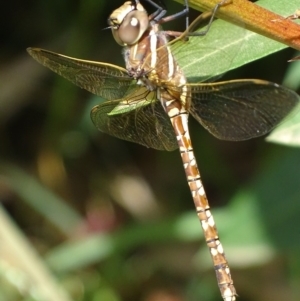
189,79 -> 300,141
27,48 -> 134,100
91,87 -> 178,151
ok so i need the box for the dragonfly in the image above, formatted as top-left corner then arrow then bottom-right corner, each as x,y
27,1 -> 300,300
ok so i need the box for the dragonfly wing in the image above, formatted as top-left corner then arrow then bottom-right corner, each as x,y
27,48 -> 134,100
91,87 -> 178,151
189,79 -> 300,141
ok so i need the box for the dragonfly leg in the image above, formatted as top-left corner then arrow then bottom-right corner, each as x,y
163,0 -> 232,39
187,0 -> 231,37
145,0 -> 167,22
134,0 -> 190,32
157,0 -> 189,27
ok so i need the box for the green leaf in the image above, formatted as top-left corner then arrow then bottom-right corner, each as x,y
172,0 -> 300,80
177,0 -> 300,49
266,107 -> 300,146
108,91 -> 156,116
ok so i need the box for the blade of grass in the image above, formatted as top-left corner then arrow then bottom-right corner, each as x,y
0,204 -> 73,301
0,163 -> 82,237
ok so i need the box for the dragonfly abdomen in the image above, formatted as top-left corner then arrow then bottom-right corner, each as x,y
170,112 -> 237,301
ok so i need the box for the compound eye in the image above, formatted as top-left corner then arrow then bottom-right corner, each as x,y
115,10 -> 149,46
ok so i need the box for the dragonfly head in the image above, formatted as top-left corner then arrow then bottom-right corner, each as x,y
108,1 -> 149,46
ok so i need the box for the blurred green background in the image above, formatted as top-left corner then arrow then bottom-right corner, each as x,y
1,1 -> 300,301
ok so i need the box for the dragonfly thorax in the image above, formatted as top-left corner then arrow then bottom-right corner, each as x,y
123,26 -> 185,84
110,2 -> 187,89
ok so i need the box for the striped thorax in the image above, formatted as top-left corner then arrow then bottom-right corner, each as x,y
108,1 -> 188,107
